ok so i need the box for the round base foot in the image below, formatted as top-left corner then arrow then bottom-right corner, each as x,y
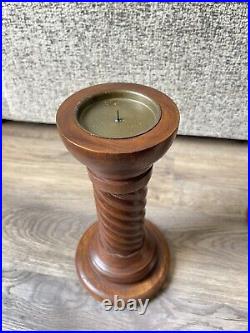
75,221 -> 170,302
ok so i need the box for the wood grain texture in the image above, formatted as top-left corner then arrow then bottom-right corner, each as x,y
3,122 -> 248,331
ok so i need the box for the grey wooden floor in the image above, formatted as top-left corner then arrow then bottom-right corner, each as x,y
3,122 -> 248,331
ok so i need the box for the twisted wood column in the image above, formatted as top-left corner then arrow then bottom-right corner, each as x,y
87,168 -> 158,284
95,186 -> 147,254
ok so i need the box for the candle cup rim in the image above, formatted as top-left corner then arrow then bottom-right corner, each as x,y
56,83 -> 180,155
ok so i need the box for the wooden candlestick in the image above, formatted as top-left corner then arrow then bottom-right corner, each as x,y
56,83 -> 179,302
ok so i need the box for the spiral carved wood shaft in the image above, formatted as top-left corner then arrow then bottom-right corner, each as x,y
88,167 -> 153,256
94,186 -> 147,255
87,167 -> 158,284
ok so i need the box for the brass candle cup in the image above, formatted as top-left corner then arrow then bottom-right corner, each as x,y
75,90 -> 162,139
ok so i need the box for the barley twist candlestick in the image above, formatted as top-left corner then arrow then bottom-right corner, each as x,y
56,83 -> 179,302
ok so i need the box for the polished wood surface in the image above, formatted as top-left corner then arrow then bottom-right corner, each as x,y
3,122 -> 247,330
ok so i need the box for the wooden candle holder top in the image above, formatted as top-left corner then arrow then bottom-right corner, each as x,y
57,83 -> 179,302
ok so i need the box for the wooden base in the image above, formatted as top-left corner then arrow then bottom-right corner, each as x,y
75,221 -> 170,302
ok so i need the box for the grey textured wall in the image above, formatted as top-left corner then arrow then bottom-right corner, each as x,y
3,3 -> 248,139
